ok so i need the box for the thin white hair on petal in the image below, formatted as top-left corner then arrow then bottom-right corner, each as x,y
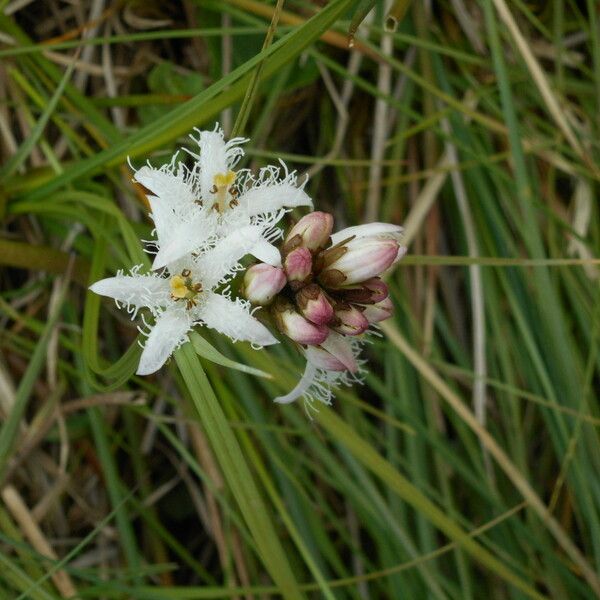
188,125 -> 248,168
141,238 -> 159,256
137,312 -> 153,338
250,208 -> 286,235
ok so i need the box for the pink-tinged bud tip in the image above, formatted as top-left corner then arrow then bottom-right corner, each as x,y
272,298 -> 329,345
284,247 -> 312,285
362,297 -> 394,323
296,283 -> 334,325
322,238 -> 400,287
305,345 -> 347,371
331,304 -> 369,336
284,211 -> 334,252
243,264 -> 286,305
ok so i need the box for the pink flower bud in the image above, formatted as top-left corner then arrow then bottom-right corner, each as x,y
295,283 -> 334,325
272,298 -> 329,345
242,264 -> 286,305
362,297 -> 394,323
283,211 -> 333,253
337,277 -> 388,305
320,238 -> 400,287
305,345 -> 347,371
284,247 -> 312,288
331,303 -> 369,336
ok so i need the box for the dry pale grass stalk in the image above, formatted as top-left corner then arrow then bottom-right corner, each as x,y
442,117 -> 491,478
365,8 -> 393,222
1,485 -> 78,598
490,0 -> 593,173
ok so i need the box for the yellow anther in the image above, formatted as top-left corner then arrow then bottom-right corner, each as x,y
214,170 -> 236,188
170,275 -> 188,299
170,271 -> 203,309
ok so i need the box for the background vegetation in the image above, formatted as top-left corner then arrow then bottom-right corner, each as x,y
1,0 -> 599,598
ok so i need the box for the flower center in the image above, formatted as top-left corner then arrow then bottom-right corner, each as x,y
210,170 -> 239,213
170,269 -> 203,309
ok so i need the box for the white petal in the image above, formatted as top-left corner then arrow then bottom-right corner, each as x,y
394,245 -> 408,264
250,239 -> 282,267
89,273 -> 168,310
274,361 -> 318,404
238,183 -> 312,217
193,226 -> 264,288
198,130 -> 228,200
305,345 -> 346,371
320,331 -> 359,372
137,309 -> 192,375
330,223 -> 403,246
196,292 -> 277,346
134,166 -> 195,205
147,195 -> 178,242
194,128 -> 246,201
152,216 -> 211,270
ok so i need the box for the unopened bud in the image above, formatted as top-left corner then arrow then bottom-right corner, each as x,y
272,298 -> 329,345
296,283 -> 334,325
337,277 -> 388,305
243,264 -> 286,305
283,211 -> 334,254
331,303 -> 369,336
284,247 -> 312,289
362,297 -> 394,323
320,237 -> 400,287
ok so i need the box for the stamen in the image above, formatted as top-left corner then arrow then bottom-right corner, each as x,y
169,269 -> 203,309
211,170 -> 237,213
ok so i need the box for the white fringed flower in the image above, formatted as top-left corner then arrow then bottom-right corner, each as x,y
89,241 -> 277,376
132,125 -> 313,270
274,332 -> 366,408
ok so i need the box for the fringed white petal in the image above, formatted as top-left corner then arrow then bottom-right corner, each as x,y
89,271 -> 169,312
134,165 -> 195,206
137,308 -> 192,375
277,337 -> 366,407
238,183 -> 312,217
196,292 -> 277,347
249,239 -> 282,267
193,127 -> 247,200
330,223 -> 403,245
274,361 -> 318,404
192,225 -> 264,288
152,217 -> 212,270
147,195 -> 178,242
304,345 -> 347,371
320,331 -> 359,372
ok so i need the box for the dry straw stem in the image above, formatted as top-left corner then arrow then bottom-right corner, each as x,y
1,485 -> 77,598
380,321 -> 600,596
490,0 -> 595,175
443,121 -> 490,476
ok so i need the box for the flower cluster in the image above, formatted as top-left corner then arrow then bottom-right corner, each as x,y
242,212 -> 405,405
91,125 -> 405,406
